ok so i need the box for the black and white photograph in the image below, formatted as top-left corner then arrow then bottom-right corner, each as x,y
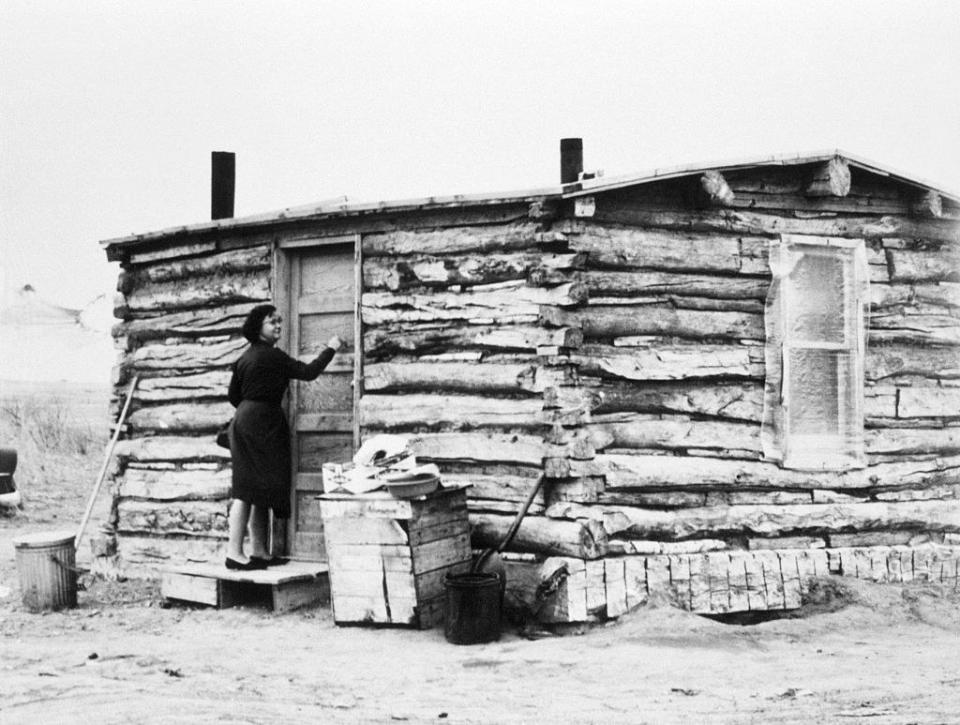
2,1 -> 959,722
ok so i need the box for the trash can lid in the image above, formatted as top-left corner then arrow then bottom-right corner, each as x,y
12,530 -> 76,549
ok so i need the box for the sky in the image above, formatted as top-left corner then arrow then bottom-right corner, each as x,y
1,0 -> 959,308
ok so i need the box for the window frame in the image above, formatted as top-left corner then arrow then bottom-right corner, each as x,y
767,235 -> 868,471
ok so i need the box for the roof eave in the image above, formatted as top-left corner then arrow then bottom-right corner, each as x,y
99,186 -> 564,250
562,149 -> 960,204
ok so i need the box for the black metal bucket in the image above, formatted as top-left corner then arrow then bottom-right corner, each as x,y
444,572 -> 501,645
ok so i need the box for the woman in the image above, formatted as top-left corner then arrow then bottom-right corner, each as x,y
225,303 -> 342,570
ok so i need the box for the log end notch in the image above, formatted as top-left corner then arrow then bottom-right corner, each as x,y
805,156 -> 851,197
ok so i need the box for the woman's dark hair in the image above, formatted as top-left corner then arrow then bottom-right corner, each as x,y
241,304 -> 277,343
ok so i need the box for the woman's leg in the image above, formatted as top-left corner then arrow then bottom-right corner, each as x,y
249,505 -> 271,559
227,498 -> 251,561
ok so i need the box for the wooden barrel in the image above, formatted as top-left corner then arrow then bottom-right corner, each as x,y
13,530 -> 78,612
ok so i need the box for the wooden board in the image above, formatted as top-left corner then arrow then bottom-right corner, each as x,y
279,239 -> 359,560
161,560 -> 330,612
320,487 -> 472,627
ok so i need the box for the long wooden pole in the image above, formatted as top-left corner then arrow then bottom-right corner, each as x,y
75,375 -> 140,553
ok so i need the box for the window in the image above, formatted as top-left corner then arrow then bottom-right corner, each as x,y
761,235 -> 869,470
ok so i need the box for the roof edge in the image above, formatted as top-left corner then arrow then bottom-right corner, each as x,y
563,149 -> 960,203
101,149 -> 960,251
99,186 -> 563,249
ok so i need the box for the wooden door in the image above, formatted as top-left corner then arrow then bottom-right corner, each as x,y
279,238 -> 360,560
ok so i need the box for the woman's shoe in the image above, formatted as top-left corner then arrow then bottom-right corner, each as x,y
225,557 -> 267,571
250,556 -> 288,567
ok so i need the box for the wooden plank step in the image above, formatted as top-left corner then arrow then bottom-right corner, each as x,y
161,560 -> 330,613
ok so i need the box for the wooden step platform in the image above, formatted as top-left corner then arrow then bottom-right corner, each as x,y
161,560 -> 330,613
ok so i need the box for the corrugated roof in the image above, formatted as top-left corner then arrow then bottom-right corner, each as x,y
100,150 -> 959,250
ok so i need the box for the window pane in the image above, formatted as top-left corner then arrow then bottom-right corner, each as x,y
787,348 -> 841,435
787,253 -> 846,343
785,347 -> 860,468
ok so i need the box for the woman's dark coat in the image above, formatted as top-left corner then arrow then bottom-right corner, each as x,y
228,342 -> 335,518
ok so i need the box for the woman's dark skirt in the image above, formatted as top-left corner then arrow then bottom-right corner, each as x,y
229,400 -> 292,519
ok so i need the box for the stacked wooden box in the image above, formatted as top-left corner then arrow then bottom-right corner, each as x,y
319,485 -> 471,628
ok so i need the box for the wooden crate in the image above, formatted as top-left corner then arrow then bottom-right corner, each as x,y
319,485 -> 472,628
161,561 -> 330,613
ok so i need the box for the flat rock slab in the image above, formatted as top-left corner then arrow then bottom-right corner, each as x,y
162,561 -> 330,613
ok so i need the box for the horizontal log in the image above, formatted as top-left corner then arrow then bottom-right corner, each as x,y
705,490 -> 812,506
471,512 -> 607,559
597,491 -> 707,508
127,337 -> 246,371
469,499 -> 542,516
125,272 -> 270,313
363,281 -> 585,326
866,343 -> 960,380
541,304 -> 763,341
888,248 -> 960,282
568,225 -> 759,273
363,361 -> 570,394
869,308 -> 960,345
586,294 -> 764,314
134,371 -> 232,403
117,534 -> 225,568
829,531 -> 925,547
443,471 -> 546,511
870,283 -> 960,310
362,223 -> 563,257
127,401 -> 234,434
546,498 -> 960,540
589,207 -> 960,244
119,467 -> 232,501
591,380 -> 764,422
128,245 -> 271,281
571,452 -> 960,491
873,484 -> 960,502
115,303 -> 257,342
363,323 -> 582,357
748,536 -> 826,550
360,394 -> 544,430
114,435 -> 231,463
898,388 -> 960,418
570,344 -> 763,381
606,539 -> 729,555
866,427 -> 960,455
869,329 -> 960,347
125,241 -> 218,265
544,380 -> 763,424
723,191 -> 920,217
587,414 -> 761,454
363,252 -> 582,291
117,500 -> 228,535
578,270 -> 768,300
406,432 -> 545,467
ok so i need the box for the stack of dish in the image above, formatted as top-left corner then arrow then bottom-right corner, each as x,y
380,466 -> 441,499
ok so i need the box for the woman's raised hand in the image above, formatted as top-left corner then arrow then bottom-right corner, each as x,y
327,335 -> 344,351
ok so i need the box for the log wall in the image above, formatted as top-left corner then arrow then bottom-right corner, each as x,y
105,162 -> 960,619
109,246 -> 272,568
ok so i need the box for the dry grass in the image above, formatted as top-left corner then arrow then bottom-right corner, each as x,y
0,384 -> 110,524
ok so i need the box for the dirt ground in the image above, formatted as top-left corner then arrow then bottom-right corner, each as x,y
3,395 -> 960,725
4,517 -> 960,723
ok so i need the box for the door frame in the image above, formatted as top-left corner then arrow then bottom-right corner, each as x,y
271,233 -> 363,556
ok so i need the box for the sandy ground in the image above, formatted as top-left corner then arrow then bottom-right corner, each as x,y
3,509 -> 960,725
2,386 -> 960,724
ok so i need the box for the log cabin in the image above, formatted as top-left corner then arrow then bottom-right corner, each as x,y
100,142 -> 960,621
